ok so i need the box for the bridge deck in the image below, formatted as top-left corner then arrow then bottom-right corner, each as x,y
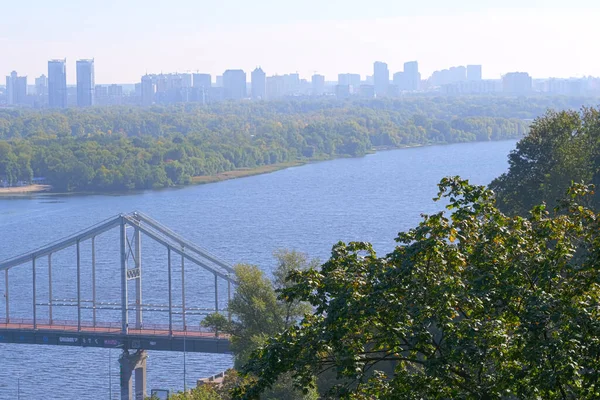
0,319 -> 231,354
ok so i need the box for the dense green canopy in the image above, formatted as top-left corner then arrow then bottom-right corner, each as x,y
234,178 -> 600,399
0,97 -> 540,191
491,106 -> 600,215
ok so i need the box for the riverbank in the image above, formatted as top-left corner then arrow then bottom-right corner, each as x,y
190,160 -> 308,185
0,184 -> 52,195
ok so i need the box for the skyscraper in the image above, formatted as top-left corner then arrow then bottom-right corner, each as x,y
467,65 -> 483,81
311,74 -> 325,96
5,71 -> 27,105
76,59 -> 95,107
223,69 -> 246,100
48,59 -> 67,108
374,61 -> 389,97
251,67 -> 266,100
404,61 -> 421,91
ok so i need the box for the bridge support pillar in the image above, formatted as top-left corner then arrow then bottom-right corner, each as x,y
119,349 -> 147,400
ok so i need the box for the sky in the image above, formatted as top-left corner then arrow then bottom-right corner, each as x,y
1,0 -> 598,84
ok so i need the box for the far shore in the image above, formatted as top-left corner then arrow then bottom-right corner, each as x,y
0,184 -> 52,195
0,138 -> 520,197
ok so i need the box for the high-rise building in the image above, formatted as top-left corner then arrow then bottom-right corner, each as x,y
5,71 -> 27,105
223,69 -> 246,100
374,61 -> 389,97
404,61 -> 421,91
311,74 -> 325,96
193,73 -> 211,89
48,59 -> 67,108
141,75 -> 155,106
502,72 -> 532,94
76,59 -> 95,107
251,67 -> 266,100
467,65 -> 482,81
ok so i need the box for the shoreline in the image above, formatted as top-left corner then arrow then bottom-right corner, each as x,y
0,184 -> 52,196
190,160 -> 308,185
0,138 -> 520,198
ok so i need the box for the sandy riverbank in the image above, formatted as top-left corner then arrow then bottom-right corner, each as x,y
0,184 -> 52,195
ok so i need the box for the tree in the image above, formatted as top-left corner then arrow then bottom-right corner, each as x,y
202,250 -> 318,400
235,177 -> 600,399
491,107 -> 600,215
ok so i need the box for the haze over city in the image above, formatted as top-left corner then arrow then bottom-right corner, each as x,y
1,0 -> 599,84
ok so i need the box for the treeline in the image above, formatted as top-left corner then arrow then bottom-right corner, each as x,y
491,106 -> 600,215
0,99 -> 531,191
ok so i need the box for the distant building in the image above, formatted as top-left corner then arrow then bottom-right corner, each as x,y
450,66 -> 467,82
283,73 -> 300,95
374,61 -> 389,97
267,75 -> 285,99
193,73 -> 211,89
503,72 -> 532,94
393,71 -> 406,92
95,85 -> 108,104
181,73 -> 192,88
429,65 -> 468,87
467,65 -> 482,81
359,84 -> 375,98
140,75 -> 154,106
108,84 -> 123,105
223,69 -> 246,100
311,74 -> 325,96
251,67 -> 266,100
35,75 -> 47,97
48,59 -> 67,108
5,71 -> 27,105
335,84 -> 352,99
403,61 -> 420,91
76,59 -> 95,107
338,73 -> 361,88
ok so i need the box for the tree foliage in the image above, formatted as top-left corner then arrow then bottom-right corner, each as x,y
202,250 -> 318,399
0,99 -> 530,191
234,177 -> 600,399
491,106 -> 600,215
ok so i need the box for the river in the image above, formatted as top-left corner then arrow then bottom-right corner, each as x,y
0,139 -> 516,399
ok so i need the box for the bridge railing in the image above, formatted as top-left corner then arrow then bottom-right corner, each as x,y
0,318 -> 228,338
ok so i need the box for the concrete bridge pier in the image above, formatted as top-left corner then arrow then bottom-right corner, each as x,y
119,349 -> 148,400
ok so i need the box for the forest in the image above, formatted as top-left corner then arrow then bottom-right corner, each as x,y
2,96 -> 589,192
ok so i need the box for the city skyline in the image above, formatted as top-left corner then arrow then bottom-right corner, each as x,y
0,1 -> 598,83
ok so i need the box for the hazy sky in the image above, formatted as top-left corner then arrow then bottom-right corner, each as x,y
1,0 -> 598,84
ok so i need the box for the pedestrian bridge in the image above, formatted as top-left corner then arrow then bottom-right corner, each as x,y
0,211 -> 236,399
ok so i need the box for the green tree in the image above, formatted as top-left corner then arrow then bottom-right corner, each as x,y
203,250 -> 318,400
235,178 -> 600,400
491,107 -> 599,215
